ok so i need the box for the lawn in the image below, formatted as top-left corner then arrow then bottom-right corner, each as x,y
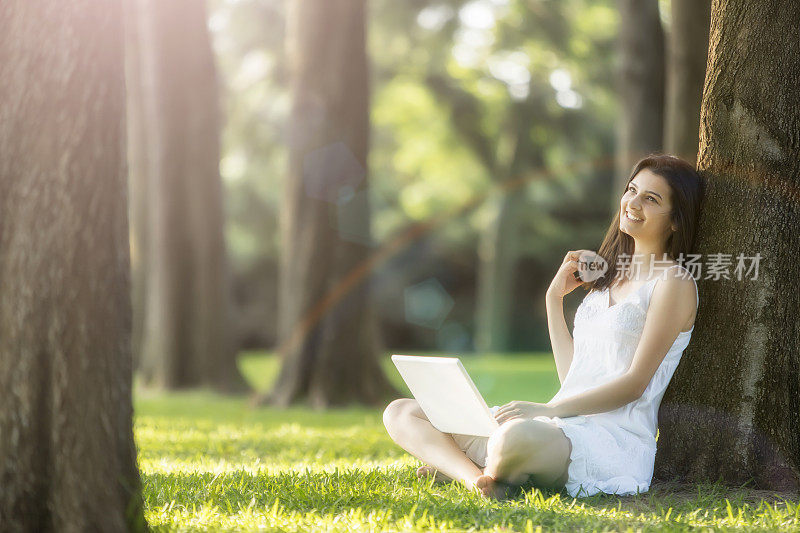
135,352 -> 800,532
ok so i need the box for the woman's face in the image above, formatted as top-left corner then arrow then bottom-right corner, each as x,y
619,168 -> 675,245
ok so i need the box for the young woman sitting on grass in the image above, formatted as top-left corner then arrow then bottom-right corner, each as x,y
383,154 -> 704,499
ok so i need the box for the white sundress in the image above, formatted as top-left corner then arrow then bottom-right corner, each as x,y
452,264 -> 699,498
533,263 -> 699,497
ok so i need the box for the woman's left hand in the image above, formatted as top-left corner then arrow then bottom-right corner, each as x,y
494,401 -> 553,424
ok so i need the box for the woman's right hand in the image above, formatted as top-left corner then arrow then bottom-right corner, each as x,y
546,249 -> 596,299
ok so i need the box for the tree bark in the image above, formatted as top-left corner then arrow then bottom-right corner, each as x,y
0,1 -> 146,530
664,0 -> 711,165
262,0 -> 399,408
614,0 -> 665,203
126,0 -> 247,391
654,0 -> 800,492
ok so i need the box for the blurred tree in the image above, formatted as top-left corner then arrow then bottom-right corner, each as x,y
614,0 -> 664,202
664,0 -> 710,165
261,0 -> 399,407
0,1 -> 145,529
424,74 -> 550,353
372,0 -> 618,352
126,0 -> 247,391
208,0 -> 288,349
654,0 -> 800,492
208,0 -> 621,353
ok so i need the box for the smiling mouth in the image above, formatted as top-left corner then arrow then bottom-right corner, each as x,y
625,211 -> 644,222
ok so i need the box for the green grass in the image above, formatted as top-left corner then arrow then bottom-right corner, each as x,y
135,352 -> 800,532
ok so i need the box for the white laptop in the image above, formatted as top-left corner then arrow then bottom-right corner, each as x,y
391,354 -> 500,437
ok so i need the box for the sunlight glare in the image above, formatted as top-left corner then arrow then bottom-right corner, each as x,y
549,68 -> 572,91
459,0 -> 495,30
556,89 -> 583,109
417,4 -> 455,31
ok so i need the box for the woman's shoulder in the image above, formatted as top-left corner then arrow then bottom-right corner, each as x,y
659,263 -> 698,287
651,264 -> 699,309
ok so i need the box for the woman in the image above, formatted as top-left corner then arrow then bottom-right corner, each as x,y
382,153 -> 704,499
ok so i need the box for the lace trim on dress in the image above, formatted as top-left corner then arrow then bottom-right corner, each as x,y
579,265 -> 697,336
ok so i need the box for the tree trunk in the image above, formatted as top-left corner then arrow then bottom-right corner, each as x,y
125,0 -> 149,372
474,190 -> 524,353
614,0 -> 665,203
664,0 -> 711,164
262,0 -> 399,408
0,1 -> 146,530
473,99 -> 541,354
126,0 -> 247,391
654,0 -> 800,492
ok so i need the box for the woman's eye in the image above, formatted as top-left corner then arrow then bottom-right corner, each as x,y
627,186 -> 656,202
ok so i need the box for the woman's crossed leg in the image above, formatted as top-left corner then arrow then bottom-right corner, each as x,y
483,417 -> 572,495
383,398 -> 485,492
383,398 -> 571,499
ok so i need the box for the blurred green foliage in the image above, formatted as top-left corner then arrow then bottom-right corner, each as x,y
209,0 -> 619,267
208,0 -> 629,350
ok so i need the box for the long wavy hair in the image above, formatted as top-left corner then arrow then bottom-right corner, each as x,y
585,153 -> 705,295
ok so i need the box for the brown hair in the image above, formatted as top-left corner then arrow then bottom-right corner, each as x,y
585,153 -> 705,294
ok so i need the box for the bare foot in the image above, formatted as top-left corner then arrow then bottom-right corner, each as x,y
416,465 -> 452,483
474,474 -> 502,499
474,473 -> 516,500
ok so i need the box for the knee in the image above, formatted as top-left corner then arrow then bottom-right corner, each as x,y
382,398 -> 417,433
487,419 -> 544,465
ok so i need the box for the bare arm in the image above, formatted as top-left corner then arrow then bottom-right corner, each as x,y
545,292 -> 574,384
494,370 -> 640,424
546,248 -> 597,384
547,372 -> 640,417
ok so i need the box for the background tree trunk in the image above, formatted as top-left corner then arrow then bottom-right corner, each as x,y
263,0 -> 399,408
473,101 -> 543,354
664,0 -> 711,164
474,190 -> 524,352
654,0 -> 800,492
0,1 -> 146,530
126,0 -> 247,391
614,0 -> 665,203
